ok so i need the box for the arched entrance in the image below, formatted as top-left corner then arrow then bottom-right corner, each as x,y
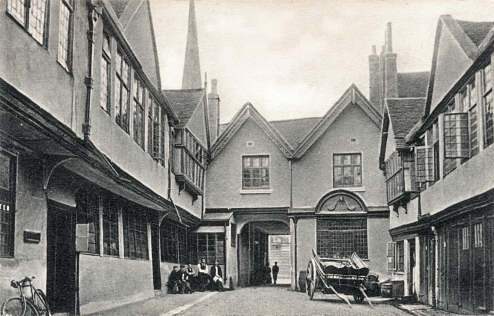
238,220 -> 290,286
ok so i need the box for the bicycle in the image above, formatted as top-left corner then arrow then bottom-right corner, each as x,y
1,276 -> 51,316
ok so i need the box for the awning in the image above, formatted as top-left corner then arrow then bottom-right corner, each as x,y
193,226 -> 225,233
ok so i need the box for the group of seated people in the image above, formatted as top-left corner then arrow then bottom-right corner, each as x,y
167,258 -> 225,294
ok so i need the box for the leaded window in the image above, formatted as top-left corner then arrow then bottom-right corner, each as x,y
462,226 -> 470,250
317,218 -> 367,259
0,151 -> 15,257
333,153 -> 362,187
58,0 -> 73,70
160,220 -> 187,263
102,195 -> 119,256
443,113 -> 469,159
147,96 -> 153,155
469,106 -> 479,157
133,75 -> 145,148
123,205 -> 148,260
385,151 -> 404,203
242,155 -> 270,189
76,189 -> 100,254
100,33 -> 111,113
160,107 -> 166,166
396,241 -> 404,272
7,0 -> 48,45
152,103 -> 160,159
483,63 -> 494,147
115,50 -> 130,132
473,223 -> 483,248
415,146 -> 434,183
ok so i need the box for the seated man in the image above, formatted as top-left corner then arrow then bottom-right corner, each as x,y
167,266 -> 181,294
210,260 -> 224,291
180,264 -> 193,294
197,258 -> 210,291
186,264 -> 198,290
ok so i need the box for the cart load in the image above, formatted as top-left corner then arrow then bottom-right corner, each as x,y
305,249 -> 373,308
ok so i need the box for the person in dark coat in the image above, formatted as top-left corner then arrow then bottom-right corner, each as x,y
272,262 -> 279,285
265,262 -> 272,284
180,264 -> 193,293
167,266 -> 181,294
210,260 -> 224,291
197,258 -> 209,291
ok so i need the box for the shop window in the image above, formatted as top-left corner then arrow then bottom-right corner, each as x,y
7,0 -> 48,45
242,155 -> 270,189
160,220 -> 187,264
0,151 -> 15,257
317,218 -> 367,259
102,195 -> 119,256
333,153 -> 362,187
123,205 -> 148,260
76,189 -> 100,254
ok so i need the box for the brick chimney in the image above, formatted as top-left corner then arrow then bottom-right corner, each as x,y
369,45 -> 381,110
384,22 -> 398,101
208,79 -> 220,144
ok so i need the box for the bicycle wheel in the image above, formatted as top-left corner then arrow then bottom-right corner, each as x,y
33,290 -> 51,316
1,297 -> 39,316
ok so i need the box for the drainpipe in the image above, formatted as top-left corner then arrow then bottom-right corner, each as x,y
83,1 -> 100,141
292,217 -> 298,291
289,159 -> 293,209
431,225 -> 438,307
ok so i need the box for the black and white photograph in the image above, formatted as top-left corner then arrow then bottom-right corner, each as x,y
1,0 -> 494,315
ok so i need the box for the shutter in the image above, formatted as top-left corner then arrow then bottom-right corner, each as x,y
387,242 -> 396,272
444,113 -> 469,159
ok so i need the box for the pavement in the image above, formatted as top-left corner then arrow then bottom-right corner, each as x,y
394,303 -> 465,316
85,285 -> 414,316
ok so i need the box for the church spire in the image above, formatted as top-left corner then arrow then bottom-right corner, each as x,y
182,0 -> 202,89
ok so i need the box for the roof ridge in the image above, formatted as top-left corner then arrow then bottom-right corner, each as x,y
163,88 -> 204,92
269,116 -> 322,123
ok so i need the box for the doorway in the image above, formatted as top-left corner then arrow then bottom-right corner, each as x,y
47,201 -> 76,314
408,239 -> 415,297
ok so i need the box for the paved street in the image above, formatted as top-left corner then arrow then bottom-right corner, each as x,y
89,286 -> 409,316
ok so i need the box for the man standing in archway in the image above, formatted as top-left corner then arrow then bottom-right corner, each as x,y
272,262 -> 279,285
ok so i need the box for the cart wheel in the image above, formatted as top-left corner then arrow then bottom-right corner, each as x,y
309,276 -> 317,300
306,261 -> 317,300
305,261 -> 312,297
353,293 -> 364,304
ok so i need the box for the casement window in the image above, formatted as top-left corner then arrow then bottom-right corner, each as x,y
102,195 -> 119,256
190,233 -> 225,265
175,129 -> 205,191
317,218 -> 368,259
58,0 -> 73,70
100,33 -> 111,113
242,155 -> 270,189
123,205 -> 148,260
132,75 -> 145,148
473,223 -> 483,248
482,64 -> 494,147
444,113 -> 469,159
461,226 -> 470,250
385,151 -> 405,203
0,151 -> 16,257
147,95 -> 153,155
333,153 -> 362,187
152,103 -> 160,159
415,146 -> 434,183
115,50 -> 130,132
470,105 -> 479,156
386,241 -> 404,272
7,0 -> 48,45
160,107 -> 166,166
160,220 -> 187,263
75,189 -> 100,254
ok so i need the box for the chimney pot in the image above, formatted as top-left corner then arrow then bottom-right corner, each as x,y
372,45 -> 377,55
385,22 -> 393,53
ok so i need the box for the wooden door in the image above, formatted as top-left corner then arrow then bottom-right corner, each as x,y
47,202 -> 76,314
459,225 -> 472,312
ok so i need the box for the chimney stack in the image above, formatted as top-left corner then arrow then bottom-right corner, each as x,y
208,79 -> 220,144
384,22 -> 398,101
385,22 -> 393,53
369,45 -> 381,109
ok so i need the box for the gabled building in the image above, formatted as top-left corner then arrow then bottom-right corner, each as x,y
206,82 -> 391,289
379,15 -> 494,313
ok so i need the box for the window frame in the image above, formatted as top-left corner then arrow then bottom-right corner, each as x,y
100,32 -> 112,113
241,154 -> 270,190
316,217 -> 368,259
75,189 -> 100,255
115,49 -> 131,133
122,204 -> 148,260
482,63 -> 494,148
0,150 -> 16,258
57,0 -> 73,71
333,153 -> 362,188
132,74 -> 145,149
160,220 -> 187,264
6,0 -> 49,46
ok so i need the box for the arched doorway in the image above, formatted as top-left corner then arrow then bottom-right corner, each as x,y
238,220 -> 290,286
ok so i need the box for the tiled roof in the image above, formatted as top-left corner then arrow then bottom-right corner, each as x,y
456,20 -> 494,46
397,72 -> 429,98
219,117 -> 321,149
163,89 -> 204,129
270,117 -> 321,148
386,98 -> 426,147
108,0 -> 129,18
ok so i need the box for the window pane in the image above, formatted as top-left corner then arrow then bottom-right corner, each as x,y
7,0 -> 25,24
0,154 -> 10,190
485,91 -> 494,147
252,157 -> 260,168
351,154 -> 360,165
29,0 -> 47,44
58,1 -> 71,69
342,155 -> 351,165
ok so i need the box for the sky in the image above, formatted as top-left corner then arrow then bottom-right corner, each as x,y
150,0 -> 494,123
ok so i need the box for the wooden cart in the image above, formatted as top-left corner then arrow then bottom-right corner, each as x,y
305,249 -> 373,308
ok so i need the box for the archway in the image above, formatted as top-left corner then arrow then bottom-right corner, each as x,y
238,220 -> 290,287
